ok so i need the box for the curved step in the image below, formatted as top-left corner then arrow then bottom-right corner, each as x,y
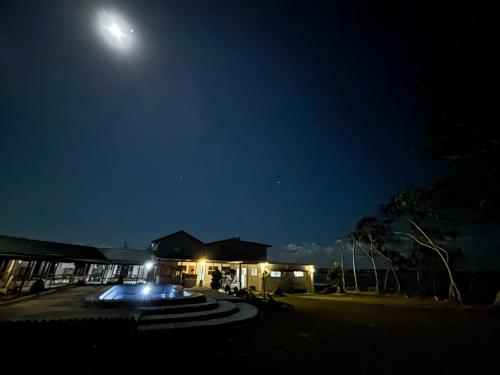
140,298 -> 219,316
137,302 -> 258,333
139,300 -> 237,324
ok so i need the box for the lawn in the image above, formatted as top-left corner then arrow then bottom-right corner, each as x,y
1,291 -> 499,373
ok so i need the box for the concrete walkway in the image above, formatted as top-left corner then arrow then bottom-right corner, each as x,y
189,287 -> 244,302
0,285 -> 139,321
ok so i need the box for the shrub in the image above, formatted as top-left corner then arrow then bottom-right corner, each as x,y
326,263 -> 344,293
210,269 -> 222,290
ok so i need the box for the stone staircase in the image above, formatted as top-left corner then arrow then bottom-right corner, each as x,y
136,298 -> 258,333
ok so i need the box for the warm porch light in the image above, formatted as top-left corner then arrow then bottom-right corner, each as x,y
144,261 -> 154,271
259,262 -> 270,274
309,265 -> 315,273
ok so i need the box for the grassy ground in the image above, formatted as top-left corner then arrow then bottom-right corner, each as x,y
1,289 -> 499,373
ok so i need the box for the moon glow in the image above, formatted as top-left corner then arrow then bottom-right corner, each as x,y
97,10 -> 134,50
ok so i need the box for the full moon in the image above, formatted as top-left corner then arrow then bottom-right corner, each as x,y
97,10 -> 134,50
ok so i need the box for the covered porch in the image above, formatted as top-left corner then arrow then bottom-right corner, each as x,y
156,259 -> 263,290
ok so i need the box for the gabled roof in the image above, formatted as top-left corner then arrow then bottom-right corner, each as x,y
205,237 -> 239,246
98,248 -> 151,265
0,234 -> 108,263
206,237 -> 272,248
151,230 -> 205,245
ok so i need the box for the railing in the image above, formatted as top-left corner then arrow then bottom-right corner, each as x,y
84,273 -> 148,285
1,273 -> 149,295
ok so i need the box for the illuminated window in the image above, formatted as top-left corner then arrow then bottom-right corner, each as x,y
270,271 -> 281,278
251,268 -> 258,277
293,271 -> 304,277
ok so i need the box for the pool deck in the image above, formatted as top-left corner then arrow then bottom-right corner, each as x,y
0,285 -> 243,322
0,285 -> 140,321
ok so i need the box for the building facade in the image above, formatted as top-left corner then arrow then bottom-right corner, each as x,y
151,231 -> 315,293
1,231 -> 315,296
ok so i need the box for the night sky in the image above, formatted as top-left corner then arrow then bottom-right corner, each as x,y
1,1 -> 446,265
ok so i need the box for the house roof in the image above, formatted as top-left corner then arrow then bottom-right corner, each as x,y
151,230 -> 205,245
98,248 -> 151,265
0,235 -> 108,263
206,237 -> 272,248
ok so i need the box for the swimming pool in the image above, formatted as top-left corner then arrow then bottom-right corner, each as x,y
97,284 -> 206,306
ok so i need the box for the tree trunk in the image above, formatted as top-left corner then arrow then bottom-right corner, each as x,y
339,243 -> 346,291
384,268 -> 390,292
368,235 -> 380,293
351,237 -> 359,292
391,263 -> 401,293
416,251 -> 421,295
353,235 -> 379,293
370,253 -> 380,293
399,220 -> 463,304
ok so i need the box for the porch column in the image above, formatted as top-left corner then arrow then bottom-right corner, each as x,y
238,263 -> 242,290
1,260 -> 15,288
19,261 -> 34,293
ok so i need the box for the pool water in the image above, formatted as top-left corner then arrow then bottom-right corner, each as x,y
99,284 -> 190,302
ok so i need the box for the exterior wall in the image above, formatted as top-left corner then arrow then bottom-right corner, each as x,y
154,259 -> 314,293
156,260 -> 264,289
246,264 -> 261,291
156,260 -> 182,284
152,232 -> 205,260
262,263 -> 314,293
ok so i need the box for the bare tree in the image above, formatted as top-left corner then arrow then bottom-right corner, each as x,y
352,234 -> 379,293
350,236 -> 359,292
396,219 -> 462,303
336,238 -> 347,293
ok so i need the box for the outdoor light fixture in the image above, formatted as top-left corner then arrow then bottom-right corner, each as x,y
142,285 -> 151,295
97,10 -> 134,50
144,261 -> 154,271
